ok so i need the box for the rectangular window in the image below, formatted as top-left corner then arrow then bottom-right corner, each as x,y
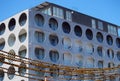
91,19 -> 96,29
98,21 -> 103,30
53,7 -> 63,19
108,24 -> 117,35
41,7 -> 51,15
66,11 -> 72,21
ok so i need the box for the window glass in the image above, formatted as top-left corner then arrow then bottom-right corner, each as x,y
74,25 -> 82,37
53,7 -> 63,19
75,55 -> 83,68
19,45 -> 27,58
35,47 -> 45,60
86,29 -> 93,40
49,18 -> 58,30
34,14 -> 44,27
91,19 -> 96,29
116,38 -> 120,48
41,7 -> 51,15
117,51 -> 120,61
49,50 -> 59,62
66,11 -> 72,21
108,24 -> 117,35
107,49 -> 114,59
7,66 -> 15,80
86,43 -> 94,55
86,58 -> 94,68
63,53 -> 72,65
97,46 -> 103,57
96,32 -> 103,43
62,22 -> 71,34
35,31 -> 45,43
98,21 -> 103,30
19,13 -> 27,26
98,61 -> 103,68
0,23 -> 5,35
74,40 -> 82,53
0,69 -> 4,81
62,37 -> 71,50
106,35 -> 113,45
49,34 -> 59,46
0,38 -> 5,50
50,68 -> 59,78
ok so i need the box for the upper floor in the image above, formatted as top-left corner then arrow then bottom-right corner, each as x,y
31,2 -> 120,36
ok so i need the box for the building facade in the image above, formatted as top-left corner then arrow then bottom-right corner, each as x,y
0,2 -> 120,81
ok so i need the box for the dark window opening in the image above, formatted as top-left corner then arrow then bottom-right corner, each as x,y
49,18 -> 58,30
96,32 -> 103,43
0,23 -> 5,35
74,25 -> 82,37
62,22 -> 71,34
49,34 -> 59,46
86,29 -> 93,40
97,47 -> 103,57
106,35 -> 113,45
8,18 -> 16,31
116,38 -> 120,48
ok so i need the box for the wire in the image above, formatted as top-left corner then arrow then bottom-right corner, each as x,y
0,50 -> 119,80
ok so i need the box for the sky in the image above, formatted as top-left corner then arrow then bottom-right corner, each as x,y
0,0 -> 120,26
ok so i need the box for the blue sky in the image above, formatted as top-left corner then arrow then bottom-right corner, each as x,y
0,0 -> 120,26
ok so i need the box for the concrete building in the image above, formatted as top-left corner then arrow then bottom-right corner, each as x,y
0,2 -> 120,81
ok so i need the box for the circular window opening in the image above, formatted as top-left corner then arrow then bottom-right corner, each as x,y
19,13 -> 27,26
8,49 -> 15,63
49,50 -> 59,62
8,18 -> 16,31
62,37 -> 71,49
106,35 -> 113,45
0,69 -> 4,81
75,55 -> 83,67
19,29 -> 27,42
18,45 -> 27,58
86,58 -> 94,68
74,25 -> 82,37
62,22 -> 71,34
0,53 -> 5,66
86,43 -> 94,55
97,46 -> 103,57
74,40 -> 82,53
117,51 -> 120,61
35,47 -> 45,60
86,29 -> 93,40
108,62 -> 114,68
64,71 -> 72,80
34,14 -> 44,27
0,38 -> 5,50
116,38 -> 120,48
49,18 -> 58,31
96,32 -> 103,43
18,62 -> 26,76
35,31 -> 45,43
107,49 -> 114,59
35,66 -> 45,77
98,61 -> 103,68
7,66 -> 15,80
0,23 -> 5,35
49,34 -> 59,46
8,34 -> 16,47
63,53 -> 72,65
50,68 -> 59,78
